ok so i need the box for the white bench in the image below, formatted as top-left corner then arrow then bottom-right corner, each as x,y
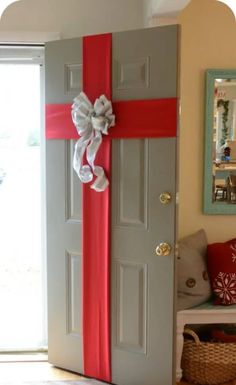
176,301 -> 236,382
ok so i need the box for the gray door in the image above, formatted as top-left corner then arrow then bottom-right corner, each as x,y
45,25 -> 178,384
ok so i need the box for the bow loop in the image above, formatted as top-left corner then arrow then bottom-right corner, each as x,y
71,92 -> 115,192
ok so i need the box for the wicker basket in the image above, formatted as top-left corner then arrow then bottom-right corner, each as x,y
181,328 -> 236,385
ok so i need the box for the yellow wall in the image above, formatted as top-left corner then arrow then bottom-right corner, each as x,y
177,0 -> 236,243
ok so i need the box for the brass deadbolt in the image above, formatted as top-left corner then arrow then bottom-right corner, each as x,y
159,192 -> 172,205
155,242 -> 172,256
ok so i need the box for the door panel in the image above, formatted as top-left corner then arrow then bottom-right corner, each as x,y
114,259 -> 148,355
112,26 -> 178,101
45,38 -> 84,373
111,138 -> 176,385
45,38 -> 82,103
113,139 -> 148,228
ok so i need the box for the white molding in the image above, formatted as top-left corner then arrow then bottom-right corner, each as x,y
147,13 -> 178,27
143,0 -> 188,27
0,31 -> 60,44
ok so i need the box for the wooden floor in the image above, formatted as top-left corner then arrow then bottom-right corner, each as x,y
179,380 -> 236,385
0,361 -> 83,382
0,362 -> 235,384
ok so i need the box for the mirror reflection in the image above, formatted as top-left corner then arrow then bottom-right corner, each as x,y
212,78 -> 236,204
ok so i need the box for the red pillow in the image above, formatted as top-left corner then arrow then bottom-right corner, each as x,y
211,328 -> 236,343
207,239 -> 236,305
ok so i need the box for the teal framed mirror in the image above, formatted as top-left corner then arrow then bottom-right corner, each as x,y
204,69 -> 236,214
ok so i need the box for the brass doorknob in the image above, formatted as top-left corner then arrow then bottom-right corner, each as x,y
156,242 -> 172,256
159,192 -> 172,205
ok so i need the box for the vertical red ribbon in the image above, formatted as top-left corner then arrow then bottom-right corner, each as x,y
82,34 -> 112,382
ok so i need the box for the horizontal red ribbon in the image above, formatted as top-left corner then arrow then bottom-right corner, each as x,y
112,99 -> 177,138
45,97 -> 177,140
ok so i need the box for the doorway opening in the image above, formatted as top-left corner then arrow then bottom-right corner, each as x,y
0,46 -> 47,358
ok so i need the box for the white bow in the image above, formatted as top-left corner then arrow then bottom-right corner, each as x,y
71,92 -> 115,192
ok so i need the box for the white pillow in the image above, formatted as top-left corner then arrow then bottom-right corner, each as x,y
177,229 -> 212,310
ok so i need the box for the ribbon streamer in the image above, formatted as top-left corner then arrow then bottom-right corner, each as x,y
71,92 -> 115,192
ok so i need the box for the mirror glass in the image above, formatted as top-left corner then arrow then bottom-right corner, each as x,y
204,69 -> 236,214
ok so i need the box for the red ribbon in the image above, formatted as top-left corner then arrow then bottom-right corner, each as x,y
46,98 -> 177,140
82,34 -> 112,382
46,33 -> 177,383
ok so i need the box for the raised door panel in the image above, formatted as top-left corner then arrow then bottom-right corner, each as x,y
66,140 -> 82,222
112,25 -> 178,101
114,139 -> 148,229
114,260 -> 147,354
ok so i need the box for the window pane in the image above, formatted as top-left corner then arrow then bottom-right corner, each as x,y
0,64 -> 46,351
